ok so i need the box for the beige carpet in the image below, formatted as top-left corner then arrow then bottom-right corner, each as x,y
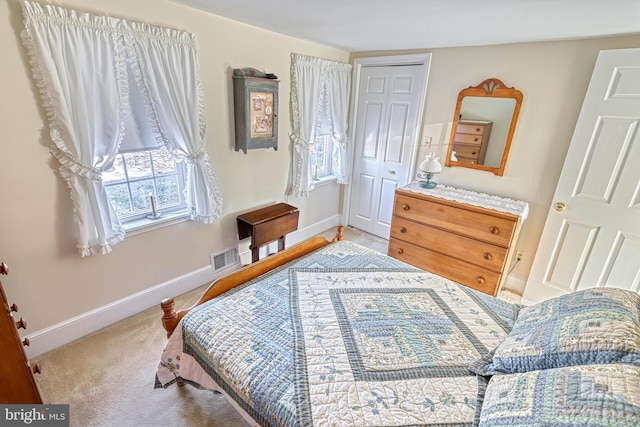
32,226 -> 520,426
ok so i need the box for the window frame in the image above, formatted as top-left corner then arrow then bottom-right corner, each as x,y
103,146 -> 189,228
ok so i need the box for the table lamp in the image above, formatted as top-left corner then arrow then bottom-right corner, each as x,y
418,152 -> 442,189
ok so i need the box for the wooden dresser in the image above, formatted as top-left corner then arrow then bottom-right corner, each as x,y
0,261 -> 43,403
452,120 -> 492,165
388,183 -> 528,296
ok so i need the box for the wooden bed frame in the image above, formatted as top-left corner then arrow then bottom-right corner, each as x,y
160,226 -> 344,337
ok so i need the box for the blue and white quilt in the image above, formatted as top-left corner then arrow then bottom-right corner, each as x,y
156,240 -> 519,426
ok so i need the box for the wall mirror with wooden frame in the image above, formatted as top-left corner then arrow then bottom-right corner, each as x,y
445,78 -> 523,176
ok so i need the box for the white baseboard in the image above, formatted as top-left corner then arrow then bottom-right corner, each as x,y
25,265 -> 223,359
504,273 -> 527,297
26,215 -> 342,359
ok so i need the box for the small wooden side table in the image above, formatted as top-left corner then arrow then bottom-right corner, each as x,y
237,203 -> 299,263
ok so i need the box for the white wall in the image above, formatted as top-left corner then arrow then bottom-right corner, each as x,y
0,0 -> 348,353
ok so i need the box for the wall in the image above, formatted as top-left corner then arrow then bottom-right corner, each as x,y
353,35 -> 640,294
0,0 -> 349,352
2,0 -> 639,355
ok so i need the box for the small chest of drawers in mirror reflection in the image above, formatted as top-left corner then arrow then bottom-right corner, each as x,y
388,183 -> 528,296
452,120 -> 492,165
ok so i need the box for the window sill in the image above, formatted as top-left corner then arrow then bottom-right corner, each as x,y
312,175 -> 337,186
123,210 -> 190,236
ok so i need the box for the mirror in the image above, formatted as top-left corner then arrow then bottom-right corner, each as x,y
445,78 -> 523,176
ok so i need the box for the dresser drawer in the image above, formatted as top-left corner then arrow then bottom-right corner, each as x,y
452,144 -> 481,159
393,193 -> 517,247
390,216 -> 507,272
456,123 -> 487,135
388,238 -> 501,295
454,133 -> 484,145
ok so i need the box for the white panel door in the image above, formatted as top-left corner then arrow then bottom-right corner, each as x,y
524,48 -> 640,302
348,63 -> 427,238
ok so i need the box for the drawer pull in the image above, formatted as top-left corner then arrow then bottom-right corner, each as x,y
399,227 -> 407,233
32,363 -> 42,375
23,338 -> 30,347
0,262 -> 7,275
476,277 -> 485,284
16,317 -> 27,330
11,303 -> 18,312
475,128 -> 480,132
402,204 -> 410,211
396,248 -> 404,255
489,226 -> 499,234
474,138 -> 479,142
483,252 -> 492,260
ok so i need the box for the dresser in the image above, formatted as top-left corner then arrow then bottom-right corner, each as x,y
0,261 -> 43,404
452,120 -> 492,165
388,183 -> 528,296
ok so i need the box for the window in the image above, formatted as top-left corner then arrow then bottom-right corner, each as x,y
311,134 -> 332,181
311,97 -> 334,181
22,2 -> 223,256
288,54 -> 351,197
103,146 -> 187,223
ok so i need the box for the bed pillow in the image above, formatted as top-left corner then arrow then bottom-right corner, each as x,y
470,287 -> 640,375
478,364 -> 640,427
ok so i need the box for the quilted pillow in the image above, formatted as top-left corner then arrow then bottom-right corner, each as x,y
478,364 -> 640,427
471,287 -> 640,375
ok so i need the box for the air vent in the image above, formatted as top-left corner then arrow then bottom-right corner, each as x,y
210,247 -> 240,272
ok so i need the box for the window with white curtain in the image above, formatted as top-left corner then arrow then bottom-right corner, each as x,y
287,53 -> 352,197
21,1 -> 223,256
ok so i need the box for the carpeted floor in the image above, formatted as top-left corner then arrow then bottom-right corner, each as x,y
32,226 -> 520,426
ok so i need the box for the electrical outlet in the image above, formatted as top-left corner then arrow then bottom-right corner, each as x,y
423,136 -> 432,147
515,251 -> 524,261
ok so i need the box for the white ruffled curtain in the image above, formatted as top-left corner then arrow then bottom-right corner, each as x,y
21,1 -> 222,256
287,54 -> 352,197
128,27 -> 223,223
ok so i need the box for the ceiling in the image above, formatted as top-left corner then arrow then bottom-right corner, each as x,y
171,0 -> 640,52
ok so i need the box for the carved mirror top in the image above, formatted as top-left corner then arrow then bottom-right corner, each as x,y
445,78 -> 523,176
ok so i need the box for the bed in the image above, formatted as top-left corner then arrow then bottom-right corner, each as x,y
156,229 -> 640,426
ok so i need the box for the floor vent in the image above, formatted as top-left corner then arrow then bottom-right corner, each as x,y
210,247 -> 240,272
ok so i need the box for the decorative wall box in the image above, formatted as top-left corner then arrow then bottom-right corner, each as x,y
232,68 -> 279,153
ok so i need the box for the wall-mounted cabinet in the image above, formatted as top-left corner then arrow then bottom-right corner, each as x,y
232,68 -> 279,154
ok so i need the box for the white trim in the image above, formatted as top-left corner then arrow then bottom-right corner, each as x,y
25,265 -> 220,359
343,53 -> 431,228
504,273 -> 527,297
25,215 -> 342,358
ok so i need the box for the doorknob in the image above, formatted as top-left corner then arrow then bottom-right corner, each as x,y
388,170 -> 396,175
554,202 -> 566,212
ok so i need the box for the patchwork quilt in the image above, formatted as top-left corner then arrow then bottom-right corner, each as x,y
156,240 -> 519,426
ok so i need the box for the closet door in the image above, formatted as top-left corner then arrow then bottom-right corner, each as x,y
348,56 -> 429,238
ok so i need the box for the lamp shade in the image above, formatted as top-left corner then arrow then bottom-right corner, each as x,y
419,153 -> 442,174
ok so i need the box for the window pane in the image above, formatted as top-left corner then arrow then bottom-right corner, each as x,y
103,155 -> 125,183
130,179 -> 155,212
105,184 -> 132,216
156,175 -> 180,207
124,152 -> 152,179
152,149 -> 177,175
